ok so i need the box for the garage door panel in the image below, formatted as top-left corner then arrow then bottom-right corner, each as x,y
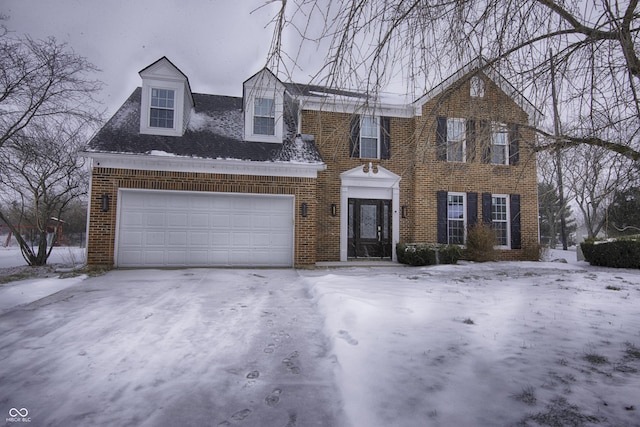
189,231 -> 210,246
145,231 -> 166,246
117,191 -> 293,267
168,213 -> 188,227
168,231 -> 187,245
146,213 -> 166,227
211,213 -> 230,227
212,231 -> 230,245
190,214 -> 210,228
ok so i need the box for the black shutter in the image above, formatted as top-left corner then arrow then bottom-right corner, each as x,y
509,124 -> 520,165
482,192 -> 492,225
437,191 -> 448,244
380,116 -> 391,159
467,192 -> 478,227
510,194 -> 522,249
466,119 -> 476,162
350,115 -> 360,157
436,116 -> 447,161
480,120 -> 490,163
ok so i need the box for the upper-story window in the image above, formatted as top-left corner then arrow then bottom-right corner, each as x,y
253,97 -> 275,135
446,118 -> 466,162
350,115 -> 391,160
150,88 -> 175,129
470,76 -> 485,97
491,122 -> 509,165
436,116 -> 469,162
360,116 -> 379,158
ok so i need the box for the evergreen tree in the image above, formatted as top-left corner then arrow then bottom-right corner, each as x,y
538,183 -> 577,247
607,188 -> 640,236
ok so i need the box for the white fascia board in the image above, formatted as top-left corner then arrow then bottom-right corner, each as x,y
82,151 -> 326,178
299,95 -> 415,118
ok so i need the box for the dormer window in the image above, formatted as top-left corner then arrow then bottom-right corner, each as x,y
243,69 -> 286,143
150,88 -> 175,128
253,97 -> 275,135
138,57 -> 193,137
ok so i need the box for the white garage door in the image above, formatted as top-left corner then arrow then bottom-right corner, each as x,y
116,190 -> 294,267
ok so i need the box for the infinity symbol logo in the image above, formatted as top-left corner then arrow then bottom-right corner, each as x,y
8,408 -> 28,417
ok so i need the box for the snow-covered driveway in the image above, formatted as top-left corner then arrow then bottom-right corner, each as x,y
1,259 -> 640,426
0,269 -> 344,427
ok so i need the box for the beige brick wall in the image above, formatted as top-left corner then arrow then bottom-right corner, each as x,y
87,168 -> 318,267
304,71 -> 539,262
300,110 -> 416,261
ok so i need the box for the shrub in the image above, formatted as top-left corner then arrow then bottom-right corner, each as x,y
580,238 -> 640,269
396,243 -> 461,266
522,237 -> 544,261
439,244 -> 462,264
464,223 -> 498,262
396,243 -> 437,266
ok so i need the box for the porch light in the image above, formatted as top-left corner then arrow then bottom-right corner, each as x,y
401,205 -> 408,218
301,202 -> 308,217
101,193 -> 110,212
331,203 -> 337,217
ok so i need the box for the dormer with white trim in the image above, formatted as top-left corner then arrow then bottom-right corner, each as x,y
139,57 -> 194,137
243,68 -> 286,143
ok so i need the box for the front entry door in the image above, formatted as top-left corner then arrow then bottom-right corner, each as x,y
348,199 -> 392,258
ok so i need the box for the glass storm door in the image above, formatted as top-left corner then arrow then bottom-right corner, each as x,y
348,199 -> 392,258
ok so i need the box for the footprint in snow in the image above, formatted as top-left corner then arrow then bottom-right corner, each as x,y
246,370 -> 260,379
337,330 -> 359,345
265,388 -> 282,407
282,351 -> 301,374
230,408 -> 252,421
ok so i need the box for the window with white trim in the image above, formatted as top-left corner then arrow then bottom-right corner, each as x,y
448,192 -> 466,244
491,122 -> 509,165
447,118 -> 466,162
360,116 -> 379,159
253,97 -> 275,135
492,195 -> 510,247
150,88 -> 175,129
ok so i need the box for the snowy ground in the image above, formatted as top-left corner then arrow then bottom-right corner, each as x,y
1,249 -> 639,426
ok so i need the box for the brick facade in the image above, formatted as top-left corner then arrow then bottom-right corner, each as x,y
87,65 -> 539,267
305,71 -> 539,262
87,167 -> 318,267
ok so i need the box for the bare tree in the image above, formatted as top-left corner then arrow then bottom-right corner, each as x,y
0,31 -> 102,265
0,34 -> 102,150
0,119 -> 91,265
563,144 -> 636,238
264,0 -> 640,160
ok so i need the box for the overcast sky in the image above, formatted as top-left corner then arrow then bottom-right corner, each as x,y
2,0 -> 291,115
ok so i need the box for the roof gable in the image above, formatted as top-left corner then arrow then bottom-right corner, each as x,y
414,57 -> 542,122
139,56 -> 190,82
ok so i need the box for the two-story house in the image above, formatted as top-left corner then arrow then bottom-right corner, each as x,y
84,56 -> 539,268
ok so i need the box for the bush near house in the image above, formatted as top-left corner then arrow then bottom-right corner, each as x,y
581,236 -> 640,269
464,224 -> 499,262
396,243 -> 462,266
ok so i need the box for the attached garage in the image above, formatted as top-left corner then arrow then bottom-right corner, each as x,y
115,190 -> 294,267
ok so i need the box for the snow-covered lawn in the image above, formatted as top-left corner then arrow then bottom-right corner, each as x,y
1,250 -> 639,426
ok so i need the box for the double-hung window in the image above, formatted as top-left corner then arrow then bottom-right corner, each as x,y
360,116 -> 379,159
491,123 -> 509,165
150,88 -> 175,128
253,97 -> 275,135
447,118 -> 466,162
491,195 -> 510,247
447,193 -> 466,244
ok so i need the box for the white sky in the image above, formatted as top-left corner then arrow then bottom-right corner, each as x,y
2,0 -> 290,115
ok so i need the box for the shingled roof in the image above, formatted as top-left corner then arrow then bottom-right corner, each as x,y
87,87 -> 323,164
